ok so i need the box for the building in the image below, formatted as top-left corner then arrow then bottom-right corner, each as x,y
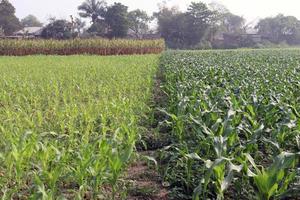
127,29 -> 161,39
222,32 -> 262,48
13,27 -> 43,38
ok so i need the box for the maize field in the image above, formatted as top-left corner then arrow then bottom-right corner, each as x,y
159,50 -> 300,200
0,39 -> 165,56
0,55 -> 159,199
1,48 -> 300,200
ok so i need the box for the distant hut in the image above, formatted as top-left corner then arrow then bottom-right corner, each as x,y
127,29 -> 161,40
223,32 -> 262,48
13,27 -> 43,38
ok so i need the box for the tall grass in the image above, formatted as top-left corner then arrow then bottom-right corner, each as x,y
0,38 -> 165,56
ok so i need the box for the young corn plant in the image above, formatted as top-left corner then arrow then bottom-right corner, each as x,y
0,55 -> 159,198
245,152 -> 300,200
159,49 -> 300,199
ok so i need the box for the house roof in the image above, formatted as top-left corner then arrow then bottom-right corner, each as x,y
246,28 -> 258,34
14,27 -> 43,36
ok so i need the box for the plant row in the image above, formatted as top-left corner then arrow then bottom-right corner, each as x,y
158,50 -> 300,200
0,55 -> 159,199
0,39 -> 165,56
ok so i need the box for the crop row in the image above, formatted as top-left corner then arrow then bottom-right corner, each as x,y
0,39 -> 165,56
0,55 -> 159,199
159,50 -> 300,200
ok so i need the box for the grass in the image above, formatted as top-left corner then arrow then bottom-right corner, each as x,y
0,55 -> 159,199
158,49 -> 300,200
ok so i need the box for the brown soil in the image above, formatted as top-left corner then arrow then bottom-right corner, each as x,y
126,152 -> 168,200
126,69 -> 169,200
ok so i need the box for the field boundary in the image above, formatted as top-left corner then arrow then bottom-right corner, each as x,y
0,39 -> 165,56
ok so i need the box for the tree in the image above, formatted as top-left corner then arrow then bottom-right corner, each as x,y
208,2 -> 245,35
21,15 -> 43,27
78,0 -> 107,36
0,0 -> 21,35
128,9 -> 150,38
87,20 -> 107,36
222,13 -> 245,34
41,19 -> 72,39
105,3 -> 129,38
209,1 -> 229,15
0,27 -> 4,36
154,2 -> 214,49
206,2 -> 246,48
70,15 -> 86,36
154,5 -> 180,36
256,14 -> 300,44
154,6 -> 186,48
78,0 -> 106,24
74,18 -> 86,35
185,2 -> 214,46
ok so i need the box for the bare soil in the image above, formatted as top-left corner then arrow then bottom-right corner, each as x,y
126,152 -> 168,200
126,70 -> 170,200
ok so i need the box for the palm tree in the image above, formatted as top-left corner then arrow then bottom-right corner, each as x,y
78,0 -> 107,24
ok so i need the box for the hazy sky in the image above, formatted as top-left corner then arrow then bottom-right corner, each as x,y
10,0 -> 300,24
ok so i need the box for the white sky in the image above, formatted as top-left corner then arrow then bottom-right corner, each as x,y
10,0 -> 300,24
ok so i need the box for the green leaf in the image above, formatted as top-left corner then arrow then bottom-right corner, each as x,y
142,155 -> 158,166
186,153 -> 202,161
267,183 -> 278,199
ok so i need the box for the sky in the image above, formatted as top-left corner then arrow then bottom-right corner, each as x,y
10,0 -> 300,25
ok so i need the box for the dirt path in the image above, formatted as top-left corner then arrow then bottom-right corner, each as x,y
126,152 -> 168,200
126,71 -> 170,200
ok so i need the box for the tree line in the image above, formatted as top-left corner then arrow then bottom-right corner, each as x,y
0,0 -> 151,40
1,0 -> 300,49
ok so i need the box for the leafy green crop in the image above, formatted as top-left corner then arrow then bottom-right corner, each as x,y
0,55 -> 159,199
159,49 -> 300,200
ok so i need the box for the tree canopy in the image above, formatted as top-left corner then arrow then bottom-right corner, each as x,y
78,0 -> 107,24
153,6 -> 182,48
41,19 -> 72,39
256,14 -> 300,44
0,0 -> 21,35
128,9 -> 150,39
105,3 -> 129,38
4,0 -> 300,48
221,13 -> 245,34
21,15 -> 43,27
154,2 -> 214,49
